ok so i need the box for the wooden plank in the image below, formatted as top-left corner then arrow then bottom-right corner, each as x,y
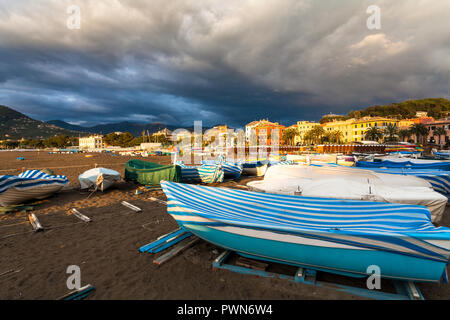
235,256 -> 268,271
121,201 -> 142,212
70,208 -> 91,222
153,237 -> 199,266
28,213 -> 43,232
58,284 -> 96,300
148,197 -> 167,205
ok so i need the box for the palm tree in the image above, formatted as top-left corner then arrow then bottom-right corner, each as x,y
329,130 -> 343,144
281,128 -> 298,146
398,129 -> 411,142
383,123 -> 398,142
409,123 -> 429,145
434,127 -> 446,147
308,125 -> 326,145
364,127 -> 383,142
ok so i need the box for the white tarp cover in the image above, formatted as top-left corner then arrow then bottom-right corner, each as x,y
78,168 -> 121,191
247,164 -> 447,223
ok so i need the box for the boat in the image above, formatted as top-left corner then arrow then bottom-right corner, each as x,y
241,160 -> 269,176
125,159 -> 181,186
336,165 -> 450,199
0,170 -> 69,206
161,181 -> 450,282
247,164 -> 447,223
433,150 -> 450,160
201,160 -> 243,179
356,159 -> 450,171
78,168 -> 121,192
176,161 -> 224,183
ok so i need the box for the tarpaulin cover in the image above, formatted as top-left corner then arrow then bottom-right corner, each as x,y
125,160 -> 181,186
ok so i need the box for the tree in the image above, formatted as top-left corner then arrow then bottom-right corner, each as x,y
383,123 -> 399,142
433,127 -> 446,147
398,129 -> 411,142
308,125 -> 326,144
329,130 -> 343,144
364,127 -> 383,142
409,123 -> 429,145
281,128 -> 298,146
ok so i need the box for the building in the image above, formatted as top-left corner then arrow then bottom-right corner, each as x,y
79,135 -> 104,150
294,121 -> 321,144
350,117 -> 399,142
322,119 -> 354,143
253,121 -> 285,146
427,118 -> 450,145
204,125 -> 229,142
152,128 -> 172,138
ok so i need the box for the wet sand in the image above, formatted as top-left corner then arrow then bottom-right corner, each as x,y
0,151 -> 449,299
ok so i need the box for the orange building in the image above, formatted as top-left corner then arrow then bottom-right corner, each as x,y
253,121 -> 285,146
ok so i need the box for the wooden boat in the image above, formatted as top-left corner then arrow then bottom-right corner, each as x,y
241,161 -> 268,176
125,160 -> 181,186
176,161 -> 224,184
0,170 -> 69,206
161,181 -> 450,282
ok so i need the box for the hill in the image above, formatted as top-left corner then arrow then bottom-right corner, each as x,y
319,98 -> 450,123
0,105 -> 78,140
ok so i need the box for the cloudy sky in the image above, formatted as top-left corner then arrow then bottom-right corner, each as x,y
0,0 -> 449,128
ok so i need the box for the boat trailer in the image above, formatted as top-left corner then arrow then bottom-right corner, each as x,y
213,250 -> 424,301
139,229 -> 425,300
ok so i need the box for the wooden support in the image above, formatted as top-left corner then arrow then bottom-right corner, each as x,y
58,284 -> 96,300
153,237 -> 199,266
28,213 -> 43,232
148,197 -> 167,205
121,201 -> 142,212
235,256 -> 268,271
70,208 -> 91,222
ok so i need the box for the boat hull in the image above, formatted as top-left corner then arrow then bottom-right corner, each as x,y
176,219 -> 447,282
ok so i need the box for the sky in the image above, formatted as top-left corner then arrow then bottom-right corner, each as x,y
0,0 -> 449,128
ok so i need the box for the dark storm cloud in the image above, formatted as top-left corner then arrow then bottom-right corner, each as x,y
0,0 -> 449,128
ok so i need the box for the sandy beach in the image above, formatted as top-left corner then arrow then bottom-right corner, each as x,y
0,151 -> 449,300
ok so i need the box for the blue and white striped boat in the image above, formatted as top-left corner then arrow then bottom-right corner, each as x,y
202,160 -> 243,179
357,160 -> 450,171
161,181 -> 450,283
0,170 -> 69,206
433,151 -> 450,160
176,161 -> 224,184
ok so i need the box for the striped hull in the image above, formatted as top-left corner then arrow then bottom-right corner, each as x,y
0,184 -> 65,206
161,181 -> 450,283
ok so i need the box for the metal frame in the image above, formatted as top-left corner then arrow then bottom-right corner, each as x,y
212,250 -> 424,300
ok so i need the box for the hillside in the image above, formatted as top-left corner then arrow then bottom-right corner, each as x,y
320,98 -> 450,123
0,105 -> 78,140
47,120 -> 175,137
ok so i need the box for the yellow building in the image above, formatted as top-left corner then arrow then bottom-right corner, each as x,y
322,119 -> 354,143
294,121 -> 320,144
79,135 -> 104,150
350,117 -> 399,142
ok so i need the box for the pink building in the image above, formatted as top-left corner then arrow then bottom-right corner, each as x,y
427,119 -> 450,146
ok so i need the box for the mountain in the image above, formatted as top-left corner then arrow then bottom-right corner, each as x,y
47,120 -> 176,137
0,105 -> 78,140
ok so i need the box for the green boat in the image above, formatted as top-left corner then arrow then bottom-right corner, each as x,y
125,160 -> 181,186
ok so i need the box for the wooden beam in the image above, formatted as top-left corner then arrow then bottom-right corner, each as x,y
121,201 -> 142,212
70,208 -> 91,222
148,197 -> 167,205
153,237 -> 199,266
28,213 -> 43,232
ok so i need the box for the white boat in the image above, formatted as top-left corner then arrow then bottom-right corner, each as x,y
247,164 -> 447,223
78,168 -> 121,191
0,170 -> 69,206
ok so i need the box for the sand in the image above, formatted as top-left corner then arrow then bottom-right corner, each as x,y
0,151 -> 449,300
